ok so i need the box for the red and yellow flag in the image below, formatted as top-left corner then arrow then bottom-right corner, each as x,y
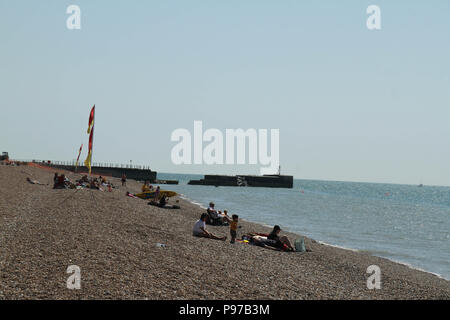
75,143 -> 83,169
87,105 -> 95,134
84,105 -> 95,174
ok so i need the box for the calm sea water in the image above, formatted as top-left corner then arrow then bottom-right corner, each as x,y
157,173 -> 450,280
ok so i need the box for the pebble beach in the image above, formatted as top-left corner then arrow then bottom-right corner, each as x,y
0,164 -> 449,300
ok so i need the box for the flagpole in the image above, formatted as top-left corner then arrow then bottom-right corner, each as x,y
84,105 -> 95,176
75,143 -> 83,173
75,148 -> 78,173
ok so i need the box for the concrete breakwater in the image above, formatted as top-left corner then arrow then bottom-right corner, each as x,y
188,174 -> 293,188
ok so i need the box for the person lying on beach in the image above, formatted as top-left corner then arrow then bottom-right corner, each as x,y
147,197 -> 180,209
26,177 -> 46,185
126,191 -> 139,199
193,213 -> 227,241
75,175 -> 89,187
248,235 -> 280,251
267,225 -> 294,251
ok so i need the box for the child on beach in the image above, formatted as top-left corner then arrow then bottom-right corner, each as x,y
230,214 -> 239,244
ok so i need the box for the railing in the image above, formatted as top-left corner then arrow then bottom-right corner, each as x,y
8,159 -> 153,170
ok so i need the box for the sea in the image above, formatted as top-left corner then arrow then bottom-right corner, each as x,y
157,173 -> 450,280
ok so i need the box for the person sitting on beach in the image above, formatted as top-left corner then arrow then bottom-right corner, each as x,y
53,174 -> 66,189
267,225 -> 294,251
193,213 -> 227,241
206,202 -> 231,225
76,175 -> 89,187
61,174 -> 68,188
207,202 -> 216,214
219,210 -> 232,224
154,186 -> 160,200
63,175 -> 71,185
206,202 -> 221,224
89,178 -> 100,190
207,202 -> 220,218
142,181 -> 151,192
158,195 -> 168,207
217,210 -> 231,224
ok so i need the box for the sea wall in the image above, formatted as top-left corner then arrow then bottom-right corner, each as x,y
46,164 -> 157,181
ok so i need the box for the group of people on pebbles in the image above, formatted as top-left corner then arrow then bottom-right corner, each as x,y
192,202 -> 302,252
51,172 -> 116,191
30,171 -> 302,252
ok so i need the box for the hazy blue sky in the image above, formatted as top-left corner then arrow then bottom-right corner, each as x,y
1,1 -> 449,186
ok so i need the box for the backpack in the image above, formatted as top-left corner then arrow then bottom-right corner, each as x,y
294,237 -> 306,252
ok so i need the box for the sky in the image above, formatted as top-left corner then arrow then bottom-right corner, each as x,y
0,1 -> 449,186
